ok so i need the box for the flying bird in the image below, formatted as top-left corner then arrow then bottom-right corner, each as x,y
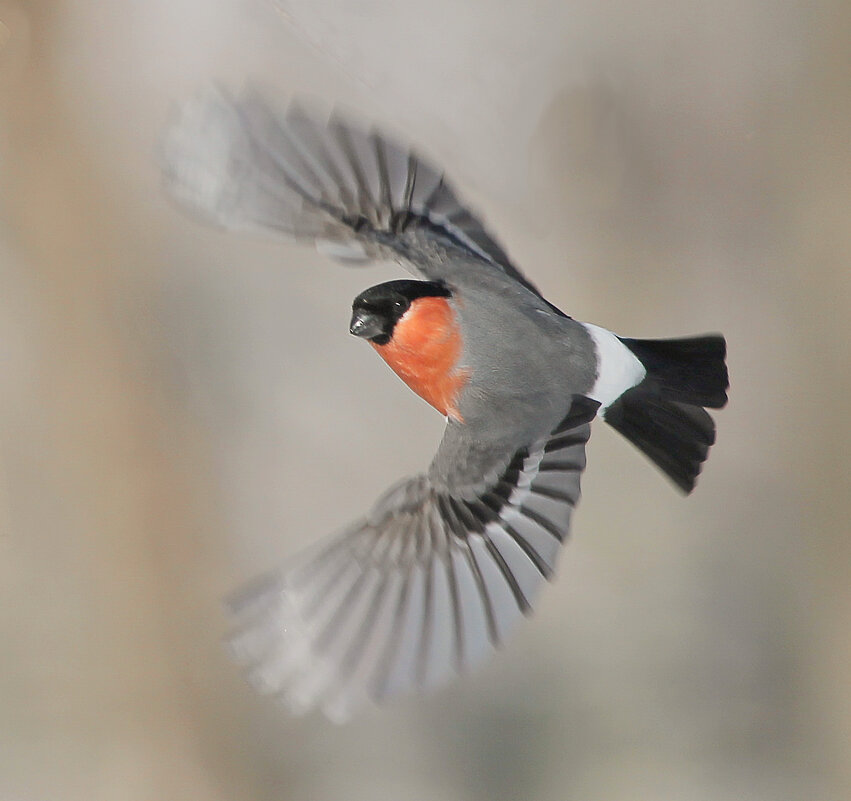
160,87 -> 728,721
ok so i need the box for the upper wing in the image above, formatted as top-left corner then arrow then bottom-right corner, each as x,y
227,403 -> 596,721
160,85 -> 543,295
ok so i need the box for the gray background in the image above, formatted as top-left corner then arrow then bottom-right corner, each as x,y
1,1 -> 849,799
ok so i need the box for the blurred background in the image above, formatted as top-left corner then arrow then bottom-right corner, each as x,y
1,0 -> 849,799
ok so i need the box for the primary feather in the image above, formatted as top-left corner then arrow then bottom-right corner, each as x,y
161,86 -> 541,293
227,407 -> 594,721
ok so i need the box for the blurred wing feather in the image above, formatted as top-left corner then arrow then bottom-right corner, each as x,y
227,406 -> 593,721
161,85 -> 542,293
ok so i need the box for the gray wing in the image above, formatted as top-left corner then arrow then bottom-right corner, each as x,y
227,406 -> 594,721
160,85 -> 543,295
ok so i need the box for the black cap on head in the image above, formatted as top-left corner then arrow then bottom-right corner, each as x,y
349,280 -> 450,345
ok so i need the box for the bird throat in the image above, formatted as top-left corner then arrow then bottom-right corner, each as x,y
370,296 -> 470,421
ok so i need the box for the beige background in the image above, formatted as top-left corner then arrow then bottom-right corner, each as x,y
1,1 -> 849,799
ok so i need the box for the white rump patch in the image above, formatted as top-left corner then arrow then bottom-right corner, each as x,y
582,323 -> 646,412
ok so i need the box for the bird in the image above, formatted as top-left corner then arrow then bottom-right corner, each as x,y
160,86 -> 728,721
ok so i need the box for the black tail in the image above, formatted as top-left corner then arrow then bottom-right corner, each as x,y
604,334 -> 728,493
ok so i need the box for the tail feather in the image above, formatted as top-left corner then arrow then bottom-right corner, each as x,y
619,334 -> 728,408
605,334 -> 728,493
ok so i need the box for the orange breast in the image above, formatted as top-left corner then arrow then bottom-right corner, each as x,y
370,296 -> 470,421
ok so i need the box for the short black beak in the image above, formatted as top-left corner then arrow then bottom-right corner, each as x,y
349,309 -> 385,340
